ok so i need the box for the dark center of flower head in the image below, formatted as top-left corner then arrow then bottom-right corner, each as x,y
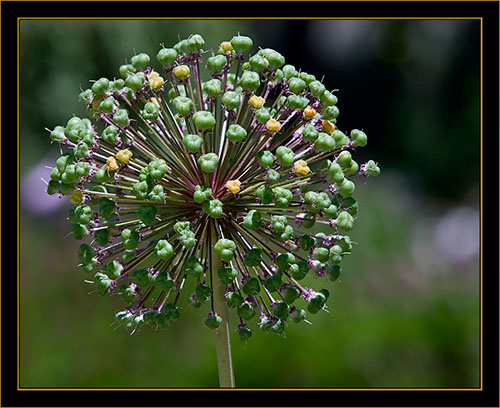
47,33 -> 380,339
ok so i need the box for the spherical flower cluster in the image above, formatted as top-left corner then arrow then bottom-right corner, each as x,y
46,33 -> 380,340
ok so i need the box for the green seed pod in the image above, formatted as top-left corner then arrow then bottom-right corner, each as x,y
179,230 -> 196,248
187,34 -> 205,53
72,223 -> 87,240
237,302 -> 256,320
148,159 -> 169,180
226,292 -> 244,309
104,260 -> 123,280
327,162 -> 345,184
119,64 -> 136,78
226,124 -> 247,142
270,319 -> 286,335
138,203 -> 157,226
202,78 -> 222,98
172,96 -> 194,116
131,52 -> 150,70
344,160 -> 359,176
276,146 -> 294,167
74,205 -> 93,225
242,277 -> 260,296
264,272 -> 283,292
288,77 -> 307,94
94,228 -> 109,246
244,248 -> 262,267
336,151 -> 352,168
230,34 -> 253,54
276,253 -> 295,270
238,71 -> 260,92
148,184 -> 165,203
214,238 -> 236,261
98,197 -> 116,218
254,108 -> 271,124
193,184 -> 212,204
207,55 -> 227,73
273,301 -> 290,320
155,239 -> 174,260
313,247 -> 330,263
307,291 -> 327,314
282,285 -> 301,305
157,48 -> 178,66
291,307 -> 307,323
287,94 -> 309,110
257,150 -> 274,168
183,256 -> 204,277
324,204 -> 339,218
256,184 -> 274,204
335,210 -> 354,232
314,132 -> 336,152
50,126 -> 66,143
193,111 -> 216,130
141,101 -> 159,121
154,271 -> 174,290
195,284 -> 211,302
78,243 -> 95,265
98,96 -> 115,113
221,90 -> 241,110
205,313 -> 222,329
308,80 -> 326,98
334,178 -> 355,198
198,153 -> 219,173
258,48 -> 285,70
73,142 -> 89,160
91,77 -> 109,96
321,105 -> 340,120
94,272 -> 111,295
320,90 -> 338,106
249,54 -> 267,71
364,160 -> 381,176
125,73 -> 145,91
237,325 -> 253,341
299,234 -> 315,251
121,229 -> 140,250
133,180 -> 150,200
350,129 -> 367,147
113,109 -> 130,127
202,199 -> 223,218
242,210 -> 261,230
302,123 -> 319,142
75,162 -> 91,179
267,169 -> 280,183
290,261 -> 309,280
101,125 -> 119,144
183,133 -> 204,153
329,245 -> 343,264
218,267 -> 238,284
326,264 -> 341,282
272,186 -> 293,207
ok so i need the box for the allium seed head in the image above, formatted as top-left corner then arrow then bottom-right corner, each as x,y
47,33 -> 380,340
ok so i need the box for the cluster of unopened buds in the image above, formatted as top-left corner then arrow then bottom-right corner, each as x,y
46,33 -> 380,341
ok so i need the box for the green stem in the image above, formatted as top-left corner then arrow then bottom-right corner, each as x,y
210,223 -> 235,388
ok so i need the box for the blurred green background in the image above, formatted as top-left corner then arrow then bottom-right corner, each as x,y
20,19 -> 480,388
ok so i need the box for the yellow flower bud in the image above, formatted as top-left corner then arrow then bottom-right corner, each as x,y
147,70 -> 165,90
303,105 -> 317,119
225,180 -> 241,194
173,65 -> 190,79
116,149 -> 133,164
69,189 -> 83,204
150,97 -> 160,106
322,119 -> 336,133
220,41 -> 234,52
294,160 -> 310,175
249,95 -> 265,109
266,118 -> 282,132
106,156 -> 119,172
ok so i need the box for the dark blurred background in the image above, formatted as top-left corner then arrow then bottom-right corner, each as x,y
20,19 -> 480,388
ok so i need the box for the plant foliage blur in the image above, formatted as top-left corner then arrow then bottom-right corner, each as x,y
20,19 -> 479,388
